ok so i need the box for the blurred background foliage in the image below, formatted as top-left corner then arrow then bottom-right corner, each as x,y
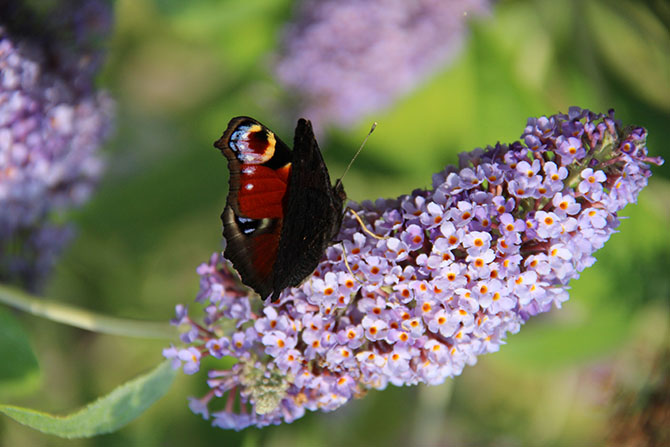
1,0 -> 669,445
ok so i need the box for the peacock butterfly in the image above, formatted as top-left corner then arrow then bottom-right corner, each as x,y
214,116 -> 346,302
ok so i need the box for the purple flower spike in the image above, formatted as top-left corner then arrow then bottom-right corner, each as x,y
275,0 -> 492,128
166,108 -> 663,428
0,2 -> 114,289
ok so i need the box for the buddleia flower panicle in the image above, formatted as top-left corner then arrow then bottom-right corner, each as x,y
275,0 -> 491,129
165,107 -> 663,430
0,1 -> 114,289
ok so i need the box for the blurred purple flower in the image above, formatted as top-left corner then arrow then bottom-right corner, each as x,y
0,1 -> 114,289
166,107 -> 662,429
275,0 -> 491,128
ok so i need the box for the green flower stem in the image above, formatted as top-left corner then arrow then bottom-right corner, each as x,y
0,284 -> 176,340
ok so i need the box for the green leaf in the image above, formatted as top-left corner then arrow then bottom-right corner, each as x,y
0,308 -> 40,398
0,360 -> 177,438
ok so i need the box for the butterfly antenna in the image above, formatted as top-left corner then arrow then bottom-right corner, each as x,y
336,122 -> 377,186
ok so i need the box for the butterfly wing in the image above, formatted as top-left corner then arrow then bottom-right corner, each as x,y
270,119 -> 346,301
214,116 -> 293,299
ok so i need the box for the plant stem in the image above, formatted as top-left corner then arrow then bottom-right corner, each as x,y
0,284 -> 176,340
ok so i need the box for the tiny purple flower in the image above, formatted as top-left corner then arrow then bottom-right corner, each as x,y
206,337 -> 230,359
552,192 -> 582,217
362,316 -> 389,342
556,136 -> 586,165
534,211 -> 563,239
178,347 -> 202,375
578,168 -> 607,201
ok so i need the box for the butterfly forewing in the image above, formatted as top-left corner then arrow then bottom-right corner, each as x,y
215,117 -> 292,298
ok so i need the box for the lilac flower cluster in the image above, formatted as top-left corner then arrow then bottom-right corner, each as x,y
0,2 -> 113,288
165,108 -> 662,430
275,0 -> 491,129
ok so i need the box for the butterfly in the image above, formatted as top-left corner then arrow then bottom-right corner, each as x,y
214,117 -> 346,302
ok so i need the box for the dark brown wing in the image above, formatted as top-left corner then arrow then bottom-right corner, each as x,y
269,119 -> 346,301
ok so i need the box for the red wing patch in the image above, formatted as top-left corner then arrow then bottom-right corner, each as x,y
250,230 -> 280,282
238,164 -> 291,219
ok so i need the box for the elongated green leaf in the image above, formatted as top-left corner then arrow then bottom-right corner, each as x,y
0,308 -> 40,398
0,360 -> 177,438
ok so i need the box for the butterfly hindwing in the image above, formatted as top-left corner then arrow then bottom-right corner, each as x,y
271,119 -> 345,301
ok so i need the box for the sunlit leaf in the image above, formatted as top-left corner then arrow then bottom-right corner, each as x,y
0,361 -> 176,438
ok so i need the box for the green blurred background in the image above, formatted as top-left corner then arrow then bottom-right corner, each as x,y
2,0 -> 669,445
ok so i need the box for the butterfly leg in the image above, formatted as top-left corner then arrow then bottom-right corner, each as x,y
346,208 -> 387,240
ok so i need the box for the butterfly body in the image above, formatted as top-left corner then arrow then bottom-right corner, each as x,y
215,117 -> 345,302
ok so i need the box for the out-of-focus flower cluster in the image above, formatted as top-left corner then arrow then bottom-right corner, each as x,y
0,1 -> 114,289
275,0 -> 491,129
165,108 -> 663,430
